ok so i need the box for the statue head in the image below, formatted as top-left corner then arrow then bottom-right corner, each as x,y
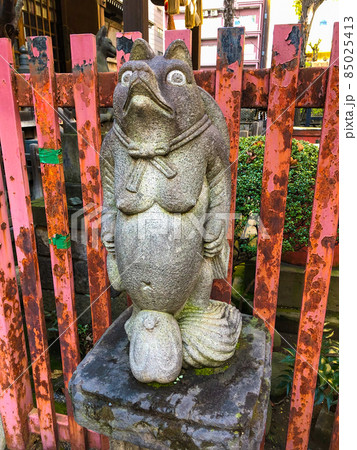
113,39 -> 205,137
96,26 -> 116,72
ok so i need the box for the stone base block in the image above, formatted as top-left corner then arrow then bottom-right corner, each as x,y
69,308 -> 272,450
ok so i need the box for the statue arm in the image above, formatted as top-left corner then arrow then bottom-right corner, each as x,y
100,130 -> 117,254
204,132 -> 231,260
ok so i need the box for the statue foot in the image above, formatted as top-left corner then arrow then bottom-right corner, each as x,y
177,300 -> 242,368
129,310 -> 183,383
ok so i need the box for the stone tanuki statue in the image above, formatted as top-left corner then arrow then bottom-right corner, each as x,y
100,38 -> 242,384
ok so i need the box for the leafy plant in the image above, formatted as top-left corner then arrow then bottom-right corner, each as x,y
235,136 -> 319,263
276,347 -> 296,397
293,0 -> 302,18
44,309 -> 93,357
77,323 -> 93,358
315,325 -> 339,411
277,324 -> 339,411
309,38 -> 322,61
311,108 -> 323,117
44,309 -> 59,342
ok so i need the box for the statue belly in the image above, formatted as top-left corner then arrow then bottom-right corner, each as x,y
115,186 -> 209,314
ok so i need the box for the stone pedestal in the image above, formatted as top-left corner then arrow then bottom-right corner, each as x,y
69,308 -> 272,450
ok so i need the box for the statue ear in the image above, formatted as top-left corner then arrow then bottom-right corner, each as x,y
164,40 -> 192,68
130,39 -> 155,60
96,26 -> 107,43
4,24 -> 16,40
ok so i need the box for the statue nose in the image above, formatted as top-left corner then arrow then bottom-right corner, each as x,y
131,69 -> 152,85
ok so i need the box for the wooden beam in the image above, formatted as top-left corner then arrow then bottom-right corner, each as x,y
123,0 -> 149,41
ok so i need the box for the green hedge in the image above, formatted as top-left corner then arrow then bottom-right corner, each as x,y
235,136 -> 320,261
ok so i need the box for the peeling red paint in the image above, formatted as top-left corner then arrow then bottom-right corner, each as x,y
194,69 -> 216,97
0,171 -> 33,449
253,25 -> 302,341
0,37 -> 58,449
286,23 -> 339,450
210,27 -> 245,303
28,36 -> 86,449
71,33 -> 112,448
14,68 -> 328,109
242,69 -> 269,108
116,32 -> 143,70
71,34 -> 112,345
297,67 -> 328,108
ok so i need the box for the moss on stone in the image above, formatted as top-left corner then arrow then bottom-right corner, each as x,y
250,317 -> 259,326
194,364 -> 229,376
54,401 -> 67,415
148,380 -> 175,388
176,301 -> 203,320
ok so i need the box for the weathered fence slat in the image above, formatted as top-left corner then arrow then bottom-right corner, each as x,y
71,33 -> 112,344
0,37 -> 58,449
253,24 -> 301,339
71,32 -> 113,450
165,29 -> 192,54
28,410 -> 70,443
116,31 -> 142,69
14,67 -> 329,109
0,171 -> 33,449
27,36 -> 86,448
286,22 -> 339,450
211,27 -> 245,303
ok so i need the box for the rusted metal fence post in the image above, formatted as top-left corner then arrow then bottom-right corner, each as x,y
0,37 -> 59,449
71,32 -> 113,450
286,23 -> 339,450
0,171 -> 33,449
253,24 -> 302,339
71,33 -> 112,344
211,27 -> 245,303
27,35 -> 86,448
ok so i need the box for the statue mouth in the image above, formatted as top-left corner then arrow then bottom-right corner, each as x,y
123,77 -> 173,117
107,48 -> 116,58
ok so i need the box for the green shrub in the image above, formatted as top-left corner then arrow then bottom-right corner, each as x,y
235,136 -> 319,262
311,108 -> 324,117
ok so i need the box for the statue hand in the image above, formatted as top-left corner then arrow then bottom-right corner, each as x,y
203,219 -> 226,258
102,230 -> 115,253
101,209 -> 116,253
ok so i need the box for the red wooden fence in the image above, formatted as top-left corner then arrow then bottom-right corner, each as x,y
0,24 -> 339,449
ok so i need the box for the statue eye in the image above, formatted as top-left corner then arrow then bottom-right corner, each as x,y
121,70 -> 133,87
166,70 -> 186,86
